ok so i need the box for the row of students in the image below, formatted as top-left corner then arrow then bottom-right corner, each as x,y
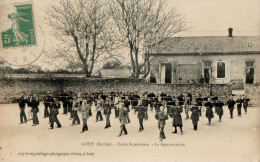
17,91 -> 250,141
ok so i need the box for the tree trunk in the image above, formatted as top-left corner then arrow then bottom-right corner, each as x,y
83,66 -> 91,78
129,47 -> 136,77
85,73 -> 91,78
142,59 -> 150,78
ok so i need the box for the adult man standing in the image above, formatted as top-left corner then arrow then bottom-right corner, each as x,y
236,96 -> 243,117
18,92 -> 27,124
227,96 -> 236,119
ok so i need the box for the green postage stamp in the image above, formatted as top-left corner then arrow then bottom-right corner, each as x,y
1,3 -> 36,48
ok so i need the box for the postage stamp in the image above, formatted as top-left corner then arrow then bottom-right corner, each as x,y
1,3 -> 36,48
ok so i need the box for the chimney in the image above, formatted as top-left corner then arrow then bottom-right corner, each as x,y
228,28 -> 233,37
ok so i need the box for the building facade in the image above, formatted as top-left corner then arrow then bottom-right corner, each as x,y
148,29 -> 260,85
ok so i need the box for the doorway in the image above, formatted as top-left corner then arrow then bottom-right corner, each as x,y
204,68 -> 210,83
160,63 -> 172,84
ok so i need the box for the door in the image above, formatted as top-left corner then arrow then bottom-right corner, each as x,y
204,68 -> 210,83
165,63 -> 172,83
160,64 -> 166,84
160,63 -> 172,84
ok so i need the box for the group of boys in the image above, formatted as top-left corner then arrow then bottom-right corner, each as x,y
18,90 -> 250,141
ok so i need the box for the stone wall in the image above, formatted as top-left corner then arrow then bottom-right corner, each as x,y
0,78 -> 232,104
244,83 -> 260,106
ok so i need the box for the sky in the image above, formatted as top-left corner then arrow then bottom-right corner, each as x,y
0,0 -> 259,70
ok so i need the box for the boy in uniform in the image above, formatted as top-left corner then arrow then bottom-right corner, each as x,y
50,98 -> 62,129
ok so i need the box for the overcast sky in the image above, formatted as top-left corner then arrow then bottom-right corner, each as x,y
0,0 -> 259,70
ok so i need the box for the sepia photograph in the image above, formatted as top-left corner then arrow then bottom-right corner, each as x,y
0,0 -> 259,162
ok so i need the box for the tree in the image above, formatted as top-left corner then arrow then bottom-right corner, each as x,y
109,0 -> 185,78
47,0 -> 116,78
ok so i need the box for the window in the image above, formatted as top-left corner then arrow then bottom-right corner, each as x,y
245,61 -> 254,84
203,61 -> 211,84
217,62 -> 225,78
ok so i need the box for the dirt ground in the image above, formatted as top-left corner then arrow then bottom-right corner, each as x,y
0,103 -> 259,162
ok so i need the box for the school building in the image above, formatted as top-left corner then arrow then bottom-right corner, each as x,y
148,28 -> 260,85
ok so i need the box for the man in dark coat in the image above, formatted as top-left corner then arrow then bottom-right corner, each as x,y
28,93 -> 40,126
205,98 -> 214,125
191,105 -> 200,131
18,92 -> 27,124
236,96 -> 243,117
243,96 -> 250,114
227,96 -> 236,118
215,100 -> 224,122
43,91 -> 53,118
50,98 -> 62,129
155,106 -> 168,141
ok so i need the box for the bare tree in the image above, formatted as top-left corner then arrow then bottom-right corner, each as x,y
47,0 -> 116,78
109,0 -> 185,78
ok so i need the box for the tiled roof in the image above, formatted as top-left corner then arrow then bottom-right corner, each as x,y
150,36 -> 260,55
